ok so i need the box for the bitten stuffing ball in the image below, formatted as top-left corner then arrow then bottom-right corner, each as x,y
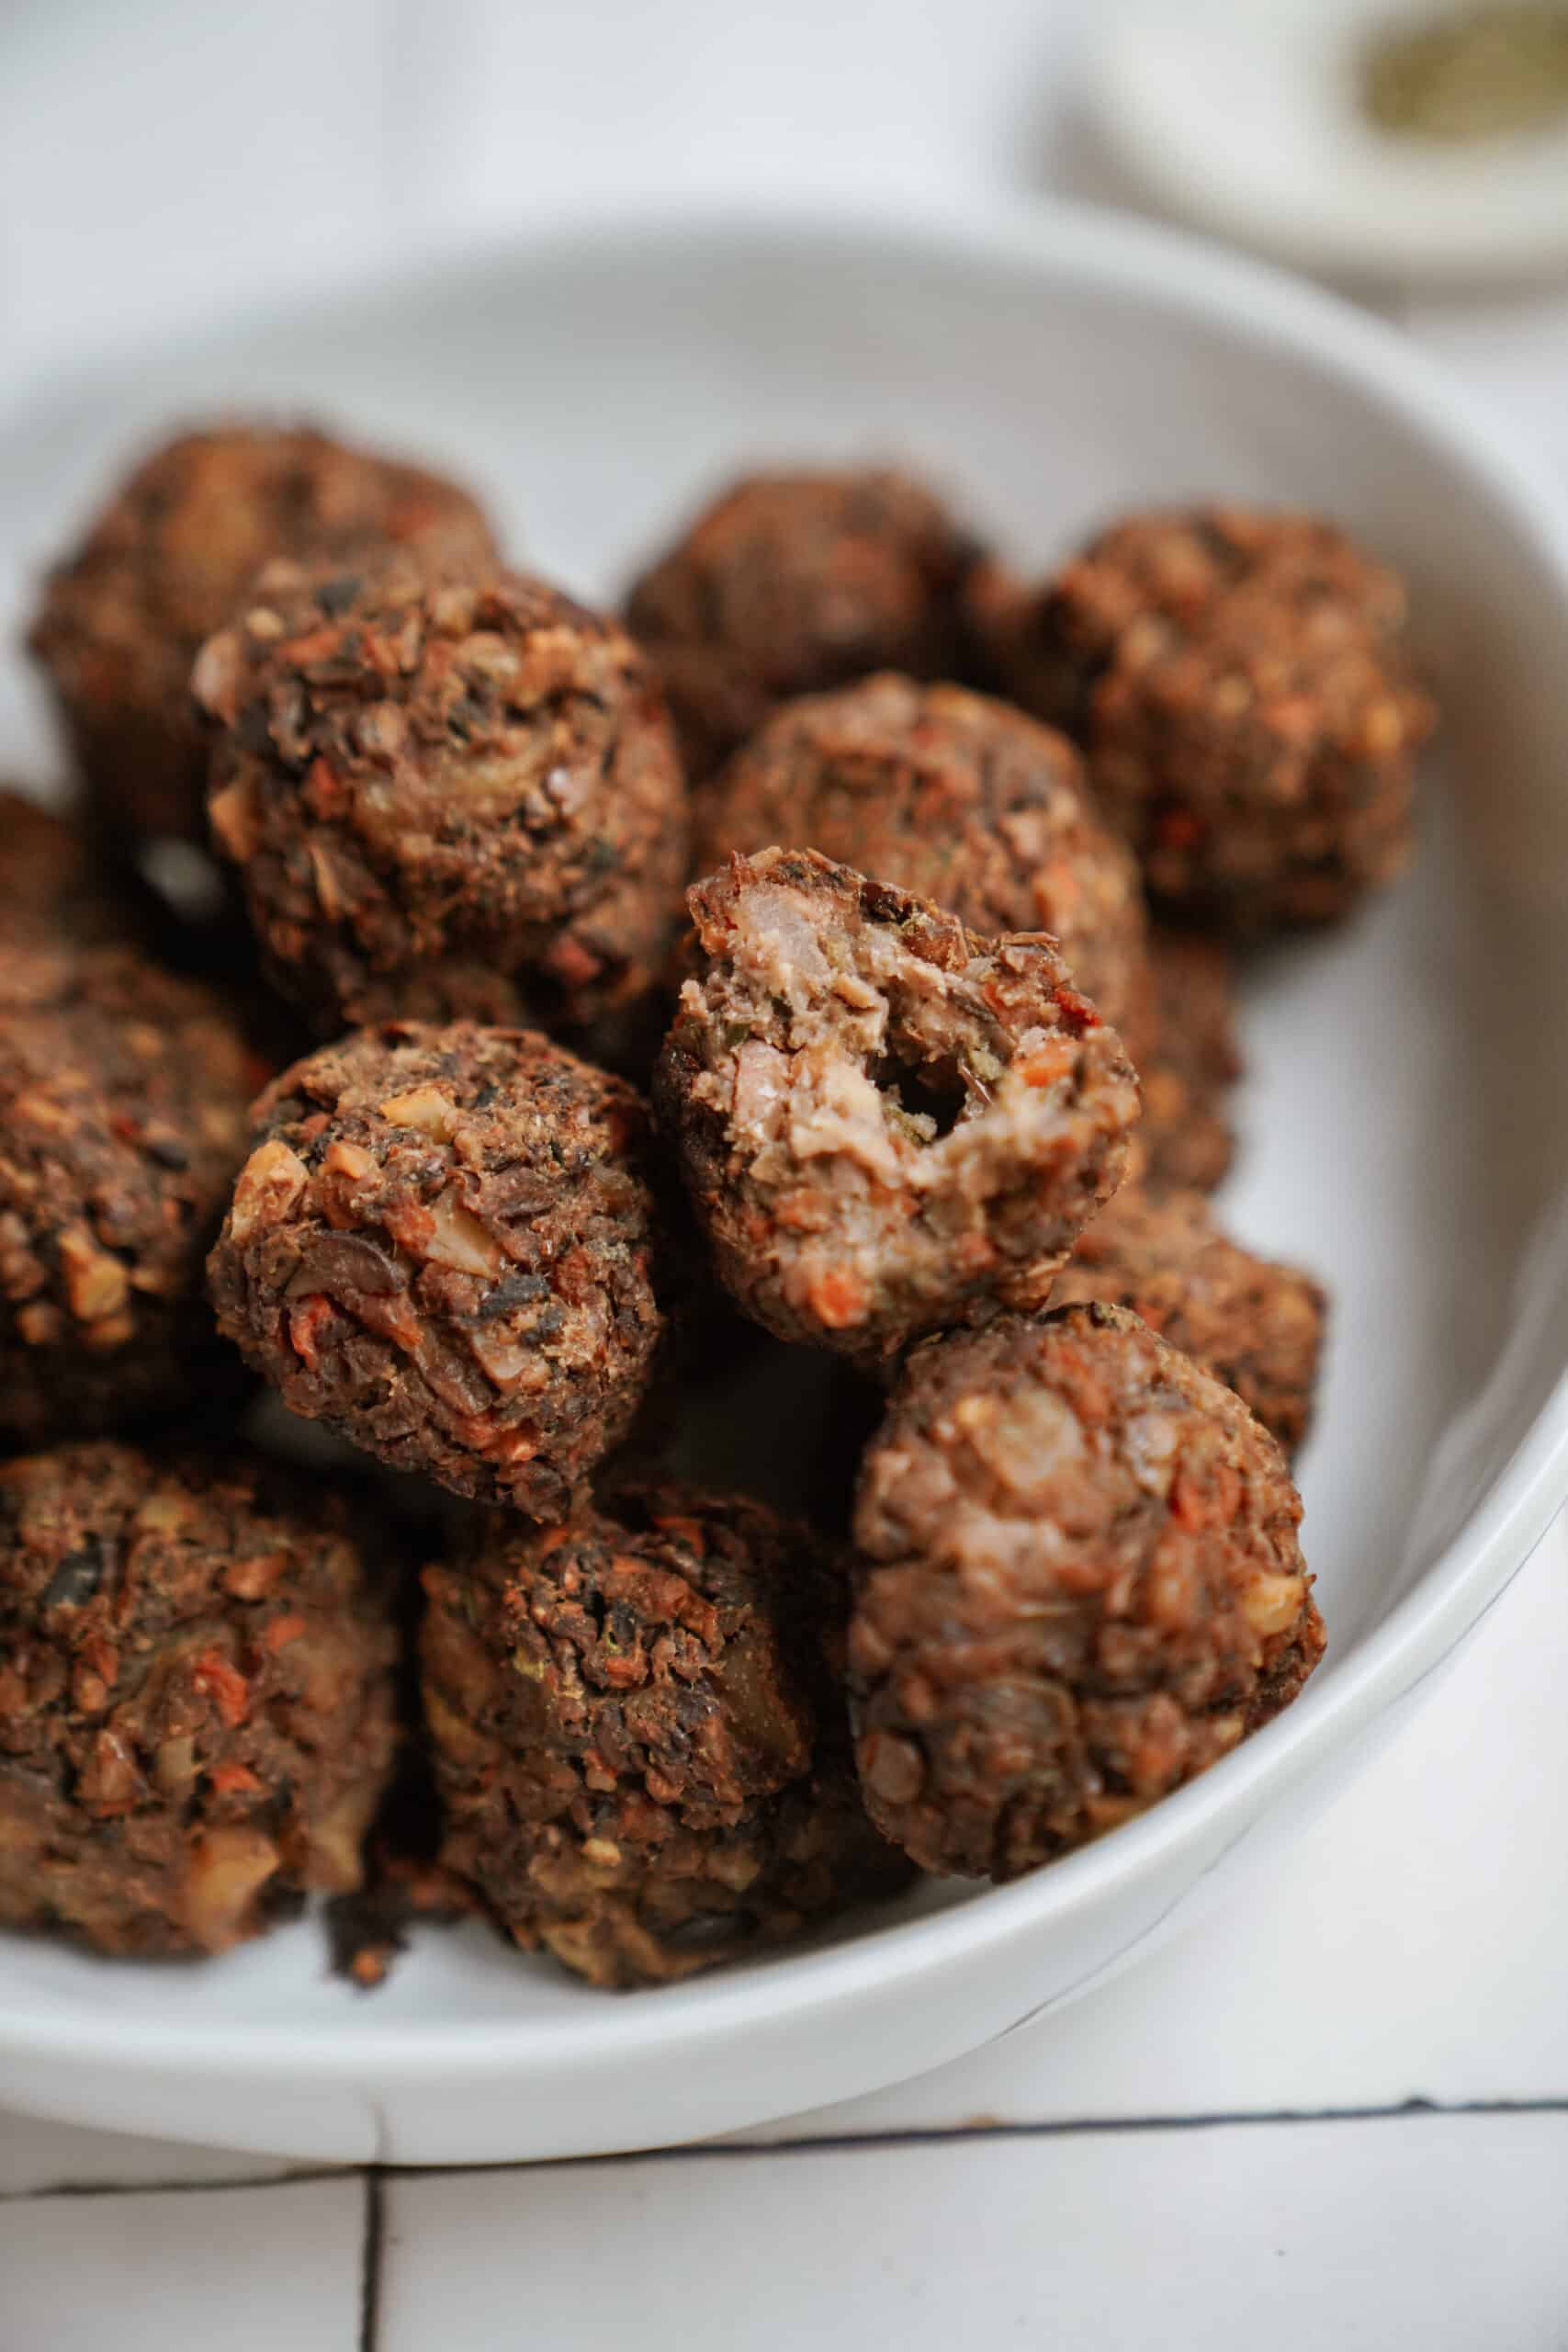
968,506 -> 1436,926
28,423 -> 499,843
197,555 -> 689,1047
0,1442 -> 399,1955
1048,1187 -> 1326,1454
626,469 -> 985,780
694,673 -> 1156,1062
208,1022 -> 666,1513
655,849 -> 1139,1362
0,944 -> 254,1443
849,1303 -> 1324,1879
421,1479 -> 911,1987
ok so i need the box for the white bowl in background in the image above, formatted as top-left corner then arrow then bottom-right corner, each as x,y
1,197 -> 1567,2165
1089,0 -> 1568,285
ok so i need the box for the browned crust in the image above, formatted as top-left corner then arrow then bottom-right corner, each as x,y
694,672 -> 1156,1061
197,556 -> 689,1047
207,1021 -> 666,1512
1048,1188 -> 1326,1454
0,945 -> 256,1442
966,507 -> 1435,928
849,1302 -> 1323,1879
28,423 -> 499,842
626,468 -> 985,780
421,1478 -> 910,1986
1134,924 -> 1243,1195
0,1441 -> 399,1955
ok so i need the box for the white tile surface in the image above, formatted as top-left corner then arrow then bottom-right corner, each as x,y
0,2177 -> 365,2352
0,2109 -> 299,2197
380,2112 -> 1568,2352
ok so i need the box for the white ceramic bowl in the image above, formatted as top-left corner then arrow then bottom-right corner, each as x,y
2,198 -> 1567,2166
1089,1 -> 1568,286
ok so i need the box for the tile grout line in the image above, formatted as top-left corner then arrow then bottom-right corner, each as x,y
709,2095 -> 1568,2162
0,2160 -> 352,2204
4,2095 -> 1568,2202
358,2167 -> 385,2352
409,2095 -> 1568,2179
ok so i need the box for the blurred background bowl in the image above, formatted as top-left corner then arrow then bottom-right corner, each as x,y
1089,0 -> 1568,284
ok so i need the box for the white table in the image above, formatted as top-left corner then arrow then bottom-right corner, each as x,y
3,6 -> 1567,2344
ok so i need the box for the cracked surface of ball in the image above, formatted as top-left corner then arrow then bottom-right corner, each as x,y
0,1441 -> 399,1955
0,945 -> 255,1443
1134,924 -> 1243,1195
421,1479 -> 910,1987
694,673 -> 1156,1060
28,423 -> 499,842
0,786 -> 151,993
626,468 -> 986,782
208,1022 -> 665,1512
968,507 -> 1435,926
850,1302 -> 1323,1880
197,556 -> 689,1048
1048,1188 -> 1326,1454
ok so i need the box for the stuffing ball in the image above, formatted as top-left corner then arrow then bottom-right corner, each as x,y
421,1479 -> 911,1987
1048,1187 -> 1326,1454
625,469 -> 985,780
849,1302 -> 1324,1879
28,423 -> 499,843
0,786 -> 145,976
0,1442 -> 399,1955
0,944 -> 255,1443
968,507 -> 1436,926
655,849 -> 1139,1362
208,1023 -> 666,1513
1135,925 -> 1244,1196
197,555 -> 689,1048
694,674 -> 1156,1063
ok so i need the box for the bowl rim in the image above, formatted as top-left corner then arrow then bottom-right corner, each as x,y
3,185 -> 1567,2092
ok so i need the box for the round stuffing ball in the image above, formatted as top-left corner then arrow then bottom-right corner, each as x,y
0,786 -> 138,949
1048,1187 -> 1326,1455
197,556 -> 689,1046
0,1442 -> 399,1956
0,946 -> 255,1444
0,786 -> 154,1008
421,1479 -> 911,1988
1134,925 -> 1243,1196
207,1023 -> 666,1512
694,674 -> 1156,1061
656,849 -> 1140,1362
28,423 -> 499,844
625,469 -> 985,780
849,1302 -> 1324,1879
967,507 -> 1436,927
